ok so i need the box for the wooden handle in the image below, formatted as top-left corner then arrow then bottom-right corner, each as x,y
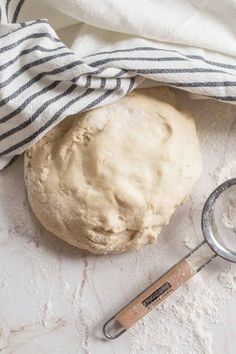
115,259 -> 196,329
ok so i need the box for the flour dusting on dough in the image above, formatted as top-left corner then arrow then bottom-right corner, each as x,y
24,87 -> 202,254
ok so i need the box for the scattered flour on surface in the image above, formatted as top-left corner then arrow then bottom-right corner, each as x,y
213,161 -> 236,185
72,284 -> 80,315
218,267 -> 236,291
183,234 -> 199,250
128,276 -> 219,354
42,299 -> 53,328
62,280 -> 71,293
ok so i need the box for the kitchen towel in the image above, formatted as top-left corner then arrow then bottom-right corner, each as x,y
1,0 -> 236,169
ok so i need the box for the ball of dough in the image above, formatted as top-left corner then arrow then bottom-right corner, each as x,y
24,88 -> 201,254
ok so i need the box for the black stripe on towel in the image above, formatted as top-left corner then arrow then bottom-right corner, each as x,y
100,77 -> 106,88
130,68 -> 226,74
6,0 -> 11,20
0,19 -> 48,40
0,83 -> 78,141
86,46 -> 236,71
89,56 -> 188,67
0,78 -> 121,141
0,59 -> 83,109
166,81 -> 236,88
0,81 -> 60,123
81,78 -> 121,112
0,44 -> 66,71
0,52 -> 73,89
0,88 -> 94,156
212,96 -> 236,101
12,0 -> 26,22
0,79 -> 123,155
127,77 -> 135,93
0,32 -> 59,54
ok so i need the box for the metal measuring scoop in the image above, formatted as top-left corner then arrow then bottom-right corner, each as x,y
103,178 -> 236,339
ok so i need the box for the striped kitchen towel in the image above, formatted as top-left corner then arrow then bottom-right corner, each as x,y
1,0 -> 236,169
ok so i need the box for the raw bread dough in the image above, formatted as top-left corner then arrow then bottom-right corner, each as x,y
24,88 -> 202,254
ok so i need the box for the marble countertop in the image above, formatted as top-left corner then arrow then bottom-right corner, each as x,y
1,90 -> 236,354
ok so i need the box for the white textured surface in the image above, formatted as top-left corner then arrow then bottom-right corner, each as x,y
1,90 -> 236,353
